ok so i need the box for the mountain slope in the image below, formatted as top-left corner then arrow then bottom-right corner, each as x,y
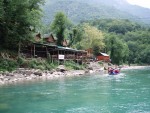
42,0 -> 150,25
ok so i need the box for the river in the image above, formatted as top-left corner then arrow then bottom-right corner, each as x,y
0,67 -> 150,113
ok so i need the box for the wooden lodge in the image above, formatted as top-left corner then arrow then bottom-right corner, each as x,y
97,52 -> 110,62
34,33 -> 41,42
42,33 -> 68,47
43,34 -> 56,44
62,39 -> 68,47
22,42 -> 87,64
21,33 -> 88,64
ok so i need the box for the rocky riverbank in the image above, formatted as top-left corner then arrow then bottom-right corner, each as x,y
0,62 -> 104,85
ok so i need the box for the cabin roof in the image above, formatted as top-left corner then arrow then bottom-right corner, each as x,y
32,32 -> 41,37
33,42 -> 57,48
43,33 -> 57,40
57,46 -> 86,53
43,34 -> 50,38
99,52 -> 109,56
33,42 -> 87,53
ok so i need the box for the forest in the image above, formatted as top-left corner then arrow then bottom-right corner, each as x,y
87,19 -> 150,65
0,0 -> 150,71
42,0 -> 150,24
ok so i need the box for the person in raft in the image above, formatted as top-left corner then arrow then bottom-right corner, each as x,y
108,67 -> 120,75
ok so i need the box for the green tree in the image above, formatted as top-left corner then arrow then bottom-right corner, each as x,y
51,12 -> 71,46
141,45 -> 150,64
87,18 -> 150,65
93,45 -> 100,56
0,0 -> 44,50
105,33 -> 129,65
79,24 -> 105,54
68,25 -> 85,49
124,30 -> 150,64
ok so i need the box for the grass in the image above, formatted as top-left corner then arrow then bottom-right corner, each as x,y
19,57 -> 58,71
0,57 -> 59,72
0,56 -> 88,72
64,60 -> 87,70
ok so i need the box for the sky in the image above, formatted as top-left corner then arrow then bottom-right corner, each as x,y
127,0 -> 150,9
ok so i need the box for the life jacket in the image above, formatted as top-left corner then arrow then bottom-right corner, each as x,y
114,69 -> 119,74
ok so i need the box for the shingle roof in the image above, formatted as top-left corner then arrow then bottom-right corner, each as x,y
100,52 -> 109,56
43,33 -> 57,40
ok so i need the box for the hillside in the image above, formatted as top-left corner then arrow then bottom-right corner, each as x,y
42,0 -> 150,25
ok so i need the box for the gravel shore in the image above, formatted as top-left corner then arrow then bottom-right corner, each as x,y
0,62 -> 103,85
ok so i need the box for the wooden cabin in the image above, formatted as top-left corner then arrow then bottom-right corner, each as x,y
22,43 -> 87,64
22,32 -> 87,64
97,52 -> 110,62
43,34 -> 56,44
43,34 -> 68,47
62,39 -> 68,47
34,33 -> 41,42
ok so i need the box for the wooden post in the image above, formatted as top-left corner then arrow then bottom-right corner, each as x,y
52,50 -> 54,63
64,50 -> 65,64
86,51 -> 87,63
77,52 -> 78,64
74,51 -> 75,62
81,52 -> 83,64
58,50 -> 59,65
46,46 -> 48,58
33,44 -> 35,58
31,45 -> 32,57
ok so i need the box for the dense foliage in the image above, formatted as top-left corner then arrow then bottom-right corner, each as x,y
51,12 -> 71,46
87,19 -> 150,65
42,0 -> 150,24
50,12 -> 105,55
0,0 -> 44,50
0,58 -> 18,71
64,61 -> 87,70
104,33 -> 129,65
79,24 -> 104,56
124,30 -> 150,64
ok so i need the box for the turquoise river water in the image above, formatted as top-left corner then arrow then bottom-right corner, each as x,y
0,67 -> 150,113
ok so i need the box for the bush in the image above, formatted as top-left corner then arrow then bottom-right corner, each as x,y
28,58 -> 58,70
0,58 -> 18,72
17,57 -> 26,67
0,57 -> 87,72
64,61 -> 86,70
28,59 -> 44,69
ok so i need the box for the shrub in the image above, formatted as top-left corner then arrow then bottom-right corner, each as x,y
17,57 -> 26,66
64,61 -> 86,70
0,58 -> 18,72
27,58 -> 58,70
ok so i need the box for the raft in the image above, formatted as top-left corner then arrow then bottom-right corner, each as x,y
108,68 -> 120,75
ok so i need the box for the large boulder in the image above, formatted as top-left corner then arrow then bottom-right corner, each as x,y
56,65 -> 67,72
34,71 -> 42,76
87,67 -> 93,70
